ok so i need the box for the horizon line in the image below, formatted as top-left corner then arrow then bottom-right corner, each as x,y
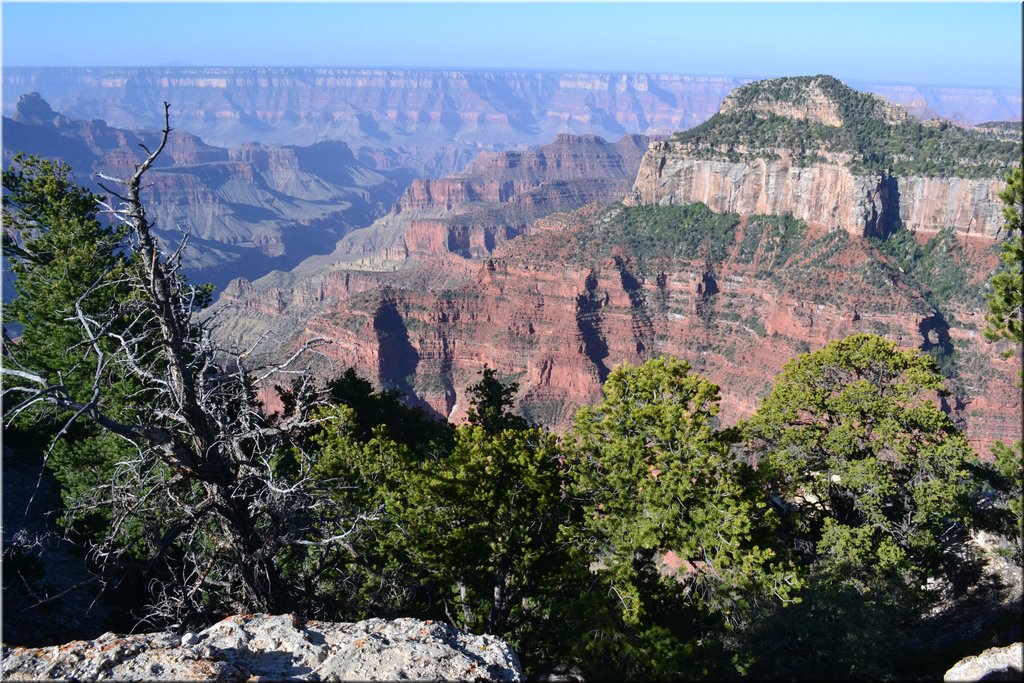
3,65 -> 1022,93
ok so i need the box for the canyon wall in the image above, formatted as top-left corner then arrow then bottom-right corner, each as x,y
2,94 -> 408,288
214,210 -> 1020,459
5,68 -> 1019,176
399,133 -> 652,212
627,143 -> 1007,238
298,132 -> 658,267
2,68 -> 742,175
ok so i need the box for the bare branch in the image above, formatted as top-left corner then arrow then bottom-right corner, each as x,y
5,101 -> 379,625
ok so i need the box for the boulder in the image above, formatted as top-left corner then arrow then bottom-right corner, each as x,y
944,642 -> 1023,682
0,613 -> 523,681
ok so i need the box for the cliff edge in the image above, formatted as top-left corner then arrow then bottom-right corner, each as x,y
628,75 -> 1019,238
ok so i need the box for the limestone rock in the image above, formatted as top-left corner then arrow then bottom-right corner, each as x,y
627,148 -> 1006,238
944,642 -> 1023,682
0,614 -> 523,681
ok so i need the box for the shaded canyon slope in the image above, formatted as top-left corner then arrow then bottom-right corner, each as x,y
290,132 -> 661,271
5,67 -> 1021,178
208,76 -> 1020,457
2,93 -> 411,288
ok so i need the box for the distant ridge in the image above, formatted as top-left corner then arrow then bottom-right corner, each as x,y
3,68 -> 1019,175
1,67 -> 741,160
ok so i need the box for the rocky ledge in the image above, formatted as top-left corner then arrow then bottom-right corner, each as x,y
0,614 -> 523,681
944,642 -> 1023,682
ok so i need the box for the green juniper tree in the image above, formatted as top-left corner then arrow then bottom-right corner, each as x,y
982,163 -> 1023,561
465,365 -> 529,434
562,356 -> 799,680
739,334 -> 981,679
2,155 -> 156,543
309,367 -> 576,677
742,334 -> 977,578
3,111 -> 347,629
985,164 -> 1023,346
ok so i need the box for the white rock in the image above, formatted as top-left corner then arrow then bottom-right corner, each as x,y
944,642 -> 1023,682
0,614 -> 523,681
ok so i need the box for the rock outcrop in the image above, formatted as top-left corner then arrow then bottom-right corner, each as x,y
628,77 -> 1017,238
629,149 -> 1006,239
944,643 -> 1023,682
0,614 -> 523,682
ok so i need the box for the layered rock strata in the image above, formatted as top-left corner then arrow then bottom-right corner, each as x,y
628,149 -> 1006,238
206,76 -> 1021,457
214,211 -> 1020,459
0,614 -> 523,682
398,133 -> 652,212
627,76 -> 1018,238
2,94 -> 406,287
298,133 -> 658,267
5,68 -> 1019,160
2,68 -> 745,158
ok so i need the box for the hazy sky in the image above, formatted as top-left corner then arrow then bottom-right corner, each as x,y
2,2 -> 1021,89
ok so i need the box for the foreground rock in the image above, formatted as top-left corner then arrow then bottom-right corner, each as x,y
944,642 -> 1023,681
0,614 -> 523,681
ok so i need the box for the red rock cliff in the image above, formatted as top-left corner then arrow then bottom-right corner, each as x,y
214,211 -> 1020,460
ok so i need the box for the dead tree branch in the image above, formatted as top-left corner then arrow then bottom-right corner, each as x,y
3,103 -> 357,627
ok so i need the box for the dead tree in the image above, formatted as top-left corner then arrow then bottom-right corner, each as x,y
2,104 -> 353,627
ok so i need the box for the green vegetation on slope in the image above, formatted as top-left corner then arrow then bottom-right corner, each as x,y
572,203 -> 739,270
735,214 -> 807,272
673,75 -> 1020,178
868,227 -> 988,315
985,165 -> 1024,345
982,164 -> 1023,562
739,334 -> 980,680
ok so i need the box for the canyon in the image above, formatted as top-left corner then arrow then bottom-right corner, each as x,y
3,69 -> 1021,679
3,75 -> 1020,457
1,67 -> 744,177
295,131 -> 659,269
209,77 -> 1022,459
4,67 -> 1021,179
2,93 -> 411,288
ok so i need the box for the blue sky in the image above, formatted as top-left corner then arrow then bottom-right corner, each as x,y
2,2 -> 1021,88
